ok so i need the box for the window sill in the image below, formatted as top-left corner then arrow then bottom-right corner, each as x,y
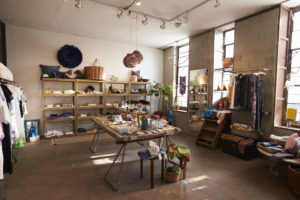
273,125 -> 300,132
172,109 -> 187,113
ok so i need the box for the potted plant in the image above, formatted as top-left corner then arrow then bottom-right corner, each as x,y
149,82 -> 173,115
165,165 -> 181,182
140,115 -> 149,130
174,103 -> 180,111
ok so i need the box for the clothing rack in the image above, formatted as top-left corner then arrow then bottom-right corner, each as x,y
230,67 -> 272,74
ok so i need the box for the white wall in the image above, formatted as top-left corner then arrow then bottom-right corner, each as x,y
6,24 -> 163,123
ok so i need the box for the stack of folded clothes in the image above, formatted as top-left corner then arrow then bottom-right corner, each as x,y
257,142 -> 284,154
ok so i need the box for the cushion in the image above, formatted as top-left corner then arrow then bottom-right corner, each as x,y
0,62 -> 13,81
131,70 -> 140,80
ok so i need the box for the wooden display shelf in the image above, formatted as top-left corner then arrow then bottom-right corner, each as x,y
77,79 -> 104,83
106,81 -> 128,84
43,106 -> 75,111
42,78 -> 75,82
129,93 -> 149,96
77,105 -> 104,109
44,117 -> 75,122
189,93 -> 207,95
106,93 -> 128,96
77,116 -> 94,120
43,93 -> 75,97
129,82 -> 151,85
77,93 -> 104,96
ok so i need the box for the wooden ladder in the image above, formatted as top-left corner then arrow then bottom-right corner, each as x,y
196,113 -> 231,150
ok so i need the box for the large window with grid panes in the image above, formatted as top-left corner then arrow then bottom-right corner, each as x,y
175,45 -> 189,108
213,29 -> 235,105
287,9 -> 300,126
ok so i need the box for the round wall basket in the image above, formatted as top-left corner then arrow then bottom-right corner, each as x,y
57,45 -> 83,68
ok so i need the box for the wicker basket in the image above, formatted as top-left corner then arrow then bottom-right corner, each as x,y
165,171 -> 180,182
84,66 -> 105,80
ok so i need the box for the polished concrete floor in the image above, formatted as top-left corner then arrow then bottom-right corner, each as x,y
4,134 -> 299,200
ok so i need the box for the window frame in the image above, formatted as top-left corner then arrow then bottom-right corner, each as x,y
223,28 -> 235,59
285,8 -> 300,128
175,44 -> 189,109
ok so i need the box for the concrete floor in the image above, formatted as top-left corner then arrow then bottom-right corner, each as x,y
4,134 -> 299,200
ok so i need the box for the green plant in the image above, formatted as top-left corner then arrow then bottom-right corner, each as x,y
109,75 -> 119,82
168,144 -> 191,162
140,114 -> 150,121
166,165 -> 181,174
149,82 -> 173,112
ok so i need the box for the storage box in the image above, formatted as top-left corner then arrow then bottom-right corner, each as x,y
288,165 -> 300,195
222,137 -> 258,160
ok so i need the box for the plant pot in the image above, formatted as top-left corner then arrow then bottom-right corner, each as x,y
165,171 -> 180,182
175,105 -> 180,110
141,120 -> 148,130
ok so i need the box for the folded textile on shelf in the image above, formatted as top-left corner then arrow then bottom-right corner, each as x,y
64,89 -> 75,94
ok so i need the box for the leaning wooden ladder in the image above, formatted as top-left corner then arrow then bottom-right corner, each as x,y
196,113 -> 231,150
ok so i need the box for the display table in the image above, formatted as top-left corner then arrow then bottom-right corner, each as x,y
89,118 -> 181,191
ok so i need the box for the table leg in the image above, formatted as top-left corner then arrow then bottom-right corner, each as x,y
161,154 -> 165,181
140,159 -> 143,179
183,161 -> 187,180
89,128 -> 101,153
105,143 -> 127,191
150,159 -> 154,189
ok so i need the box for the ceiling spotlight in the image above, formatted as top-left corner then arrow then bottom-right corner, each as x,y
182,14 -> 189,24
117,8 -> 123,19
160,21 -> 166,29
174,18 -> 182,28
75,0 -> 83,9
214,0 -> 222,8
142,15 -> 148,25
135,0 -> 141,6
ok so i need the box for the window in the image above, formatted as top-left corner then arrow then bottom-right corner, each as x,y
213,28 -> 235,105
224,29 -> 235,58
287,10 -> 300,123
175,45 -> 189,107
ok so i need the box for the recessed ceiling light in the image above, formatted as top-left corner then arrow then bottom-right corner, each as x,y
75,0 -> 83,9
160,21 -> 166,29
214,0 -> 222,8
142,15 -> 148,25
174,18 -> 182,28
135,0 -> 141,6
117,8 -> 123,19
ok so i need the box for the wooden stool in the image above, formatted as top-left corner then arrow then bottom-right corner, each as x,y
138,150 -> 165,189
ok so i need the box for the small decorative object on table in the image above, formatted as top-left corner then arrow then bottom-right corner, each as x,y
141,115 -> 149,130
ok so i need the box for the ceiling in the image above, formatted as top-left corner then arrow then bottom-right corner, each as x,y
0,0 -> 297,48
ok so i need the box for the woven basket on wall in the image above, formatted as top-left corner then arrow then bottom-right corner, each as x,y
84,66 -> 105,80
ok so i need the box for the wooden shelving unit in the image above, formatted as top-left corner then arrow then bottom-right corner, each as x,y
188,83 -> 208,123
196,113 -> 231,149
41,78 -> 152,138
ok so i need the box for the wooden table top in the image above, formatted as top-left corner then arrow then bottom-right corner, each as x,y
92,118 -> 181,144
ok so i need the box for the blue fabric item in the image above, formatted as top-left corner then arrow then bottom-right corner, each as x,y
60,112 -> 72,117
48,114 -> 59,119
138,148 -> 164,161
168,111 -> 173,122
268,146 -> 284,153
40,65 -> 60,74
203,108 -> 216,119
57,45 -> 83,68
261,142 -> 278,147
